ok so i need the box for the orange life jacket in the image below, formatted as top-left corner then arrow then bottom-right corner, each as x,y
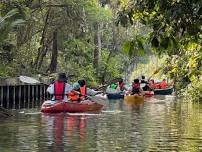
153,83 -> 161,89
54,82 -> 65,100
68,91 -> 79,101
68,85 -> 86,101
159,81 -> 167,89
79,85 -> 86,100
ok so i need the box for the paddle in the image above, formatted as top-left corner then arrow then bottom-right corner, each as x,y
70,89 -> 106,103
148,67 -> 162,81
85,93 -> 108,103
94,91 -> 104,95
94,77 -> 122,91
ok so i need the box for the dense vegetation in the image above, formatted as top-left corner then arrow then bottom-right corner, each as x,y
0,0 -> 136,86
117,0 -> 202,101
0,0 -> 201,101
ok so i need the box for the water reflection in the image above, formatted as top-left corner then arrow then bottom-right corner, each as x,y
41,113 -> 88,151
1,96 -> 202,151
124,102 -> 144,113
66,115 -> 86,142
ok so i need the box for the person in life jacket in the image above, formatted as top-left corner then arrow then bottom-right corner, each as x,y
159,79 -> 167,89
131,79 -> 143,95
140,75 -> 151,91
110,83 -> 117,89
68,79 -> 87,102
141,75 -> 147,83
78,80 -> 87,101
148,79 -> 155,89
47,73 -> 73,102
116,78 -> 127,91
153,80 -> 161,89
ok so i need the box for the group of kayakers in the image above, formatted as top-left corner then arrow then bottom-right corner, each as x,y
109,76 -> 168,96
47,72 -> 169,102
47,73 -> 89,103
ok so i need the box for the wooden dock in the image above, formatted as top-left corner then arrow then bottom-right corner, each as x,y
0,77 -> 51,109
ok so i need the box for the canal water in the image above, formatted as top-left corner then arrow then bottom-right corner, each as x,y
0,96 -> 202,152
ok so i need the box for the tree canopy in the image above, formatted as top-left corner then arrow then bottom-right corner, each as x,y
0,0 -> 202,100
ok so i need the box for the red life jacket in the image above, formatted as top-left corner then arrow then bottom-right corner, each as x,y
132,83 -> 140,89
132,83 -> 140,94
117,82 -> 124,91
54,82 -> 65,100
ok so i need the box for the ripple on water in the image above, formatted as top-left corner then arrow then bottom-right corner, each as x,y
0,98 -> 202,151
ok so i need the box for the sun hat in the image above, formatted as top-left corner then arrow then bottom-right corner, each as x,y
57,73 -> 68,82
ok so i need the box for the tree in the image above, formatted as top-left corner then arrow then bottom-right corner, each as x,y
117,0 -> 202,100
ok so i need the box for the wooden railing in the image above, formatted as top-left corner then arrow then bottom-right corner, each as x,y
0,84 -> 51,109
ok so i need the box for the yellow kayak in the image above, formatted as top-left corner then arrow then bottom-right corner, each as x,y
124,94 -> 144,104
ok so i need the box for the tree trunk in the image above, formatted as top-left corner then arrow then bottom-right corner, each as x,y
101,21 -> 118,83
47,30 -> 58,73
37,36 -> 53,70
33,8 -> 50,69
93,22 -> 101,74
101,50 -> 113,84
37,47 -> 48,69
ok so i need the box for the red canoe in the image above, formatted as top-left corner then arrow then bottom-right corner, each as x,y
144,91 -> 154,97
41,100 -> 103,113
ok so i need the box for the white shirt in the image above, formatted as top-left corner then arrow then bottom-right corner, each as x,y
47,83 -> 73,101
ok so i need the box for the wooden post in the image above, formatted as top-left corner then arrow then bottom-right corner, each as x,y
32,85 -> 34,107
7,86 -> 9,109
19,86 -> 21,109
40,85 -> 42,105
32,85 -> 34,108
43,85 -> 46,100
0,86 -> 3,106
13,86 -> 16,109
32,85 -> 35,108
28,85 -> 30,108
36,85 -> 38,108
24,85 -> 26,108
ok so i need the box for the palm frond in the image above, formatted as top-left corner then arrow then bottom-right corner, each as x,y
0,9 -> 18,25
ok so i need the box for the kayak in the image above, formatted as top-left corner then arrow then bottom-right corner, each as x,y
124,95 -> 144,104
95,94 -> 107,99
144,91 -> 154,97
154,88 -> 173,95
41,100 -> 103,113
107,93 -> 124,99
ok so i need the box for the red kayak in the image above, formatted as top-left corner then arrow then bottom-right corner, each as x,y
41,100 -> 103,113
144,91 -> 154,97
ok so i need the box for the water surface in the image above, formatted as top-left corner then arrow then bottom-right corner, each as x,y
0,96 -> 202,152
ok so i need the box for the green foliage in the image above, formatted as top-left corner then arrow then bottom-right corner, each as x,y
122,35 -> 145,57
118,0 -> 202,101
130,55 -> 167,81
98,50 -> 123,81
182,76 -> 202,102
84,0 -> 112,22
0,0 -> 131,88
0,9 -> 24,43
